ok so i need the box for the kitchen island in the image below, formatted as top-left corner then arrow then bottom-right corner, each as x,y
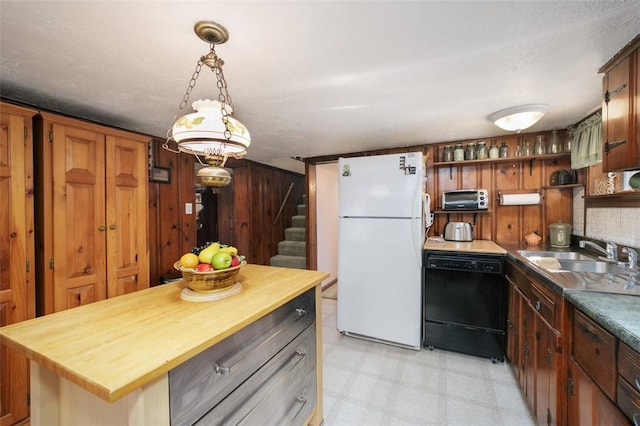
0,264 -> 329,426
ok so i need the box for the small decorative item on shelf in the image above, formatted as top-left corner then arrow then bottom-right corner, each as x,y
524,232 -> 542,246
465,142 -> 476,160
514,140 -> 524,157
453,143 -> 465,161
489,140 -> 499,159
606,172 -> 617,194
442,145 -> 453,162
522,137 -> 531,156
476,141 -> 488,159
548,130 -> 561,154
550,170 -> 560,186
499,141 -> 509,158
564,133 -> 572,153
534,135 -> 546,155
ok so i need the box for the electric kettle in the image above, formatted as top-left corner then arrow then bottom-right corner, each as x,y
443,222 -> 473,242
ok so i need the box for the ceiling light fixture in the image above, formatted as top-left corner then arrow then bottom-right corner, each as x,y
163,21 -> 250,187
488,104 -> 549,133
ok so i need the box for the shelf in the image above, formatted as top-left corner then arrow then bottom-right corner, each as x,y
542,184 -> 583,189
433,152 -> 570,167
584,191 -> 640,208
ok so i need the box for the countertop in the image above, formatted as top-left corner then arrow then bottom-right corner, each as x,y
501,243 -> 640,353
0,264 -> 329,403
423,239 -> 507,254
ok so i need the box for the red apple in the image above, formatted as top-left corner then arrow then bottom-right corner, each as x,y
231,256 -> 240,267
196,263 -> 214,272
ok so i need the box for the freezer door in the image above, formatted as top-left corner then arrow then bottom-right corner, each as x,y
338,152 -> 423,218
337,217 -> 422,349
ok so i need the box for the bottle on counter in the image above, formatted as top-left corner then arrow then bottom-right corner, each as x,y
489,140 -> 499,159
499,141 -> 509,158
465,142 -> 476,160
453,143 -> 465,161
441,145 -> 453,162
476,141 -> 488,159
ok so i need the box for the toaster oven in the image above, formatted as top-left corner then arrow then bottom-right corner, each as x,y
442,189 -> 489,211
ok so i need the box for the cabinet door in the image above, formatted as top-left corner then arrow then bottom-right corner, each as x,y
568,357 -> 629,426
0,104 -> 36,425
603,53 -> 637,171
506,280 -> 522,379
535,315 -> 559,426
105,135 -> 148,297
51,123 -> 107,311
522,301 -> 535,408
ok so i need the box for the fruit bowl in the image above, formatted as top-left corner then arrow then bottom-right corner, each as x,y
174,261 -> 246,293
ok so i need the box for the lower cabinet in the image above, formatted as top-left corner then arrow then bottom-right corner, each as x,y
506,260 -> 562,426
169,288 -> 317,426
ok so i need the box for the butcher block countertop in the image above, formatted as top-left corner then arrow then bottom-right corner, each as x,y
0,264 -> 329,403
423,238 -> 507,254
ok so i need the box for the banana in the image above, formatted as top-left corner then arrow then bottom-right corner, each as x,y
220,246 -> 238,256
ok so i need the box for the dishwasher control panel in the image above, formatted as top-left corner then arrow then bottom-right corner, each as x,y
424,253 -> 504,274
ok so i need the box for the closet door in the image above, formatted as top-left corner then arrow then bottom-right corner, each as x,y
0,103 -> 36,425
105,134 -> 149,297
51,123 -> 107,311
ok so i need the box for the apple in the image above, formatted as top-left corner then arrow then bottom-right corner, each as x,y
196,263 -> 214,272
211,251 -> 233,270
231,256 -> 240,267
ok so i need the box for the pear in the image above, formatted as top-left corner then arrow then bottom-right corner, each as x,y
220,246 -> 238,256
198,242 -> 220,264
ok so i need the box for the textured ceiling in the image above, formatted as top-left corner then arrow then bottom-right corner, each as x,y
1,1 -> 639,173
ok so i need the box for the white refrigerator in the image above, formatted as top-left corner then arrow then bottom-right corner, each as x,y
337,152 -> 424,350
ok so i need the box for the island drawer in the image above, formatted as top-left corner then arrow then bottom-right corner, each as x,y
169,288 -> 315,426
572,309 -> 617,401
197,325 -> 317,425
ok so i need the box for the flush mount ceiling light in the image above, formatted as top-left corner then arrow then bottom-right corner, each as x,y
163,20 -> 250,187
488,104 -> 549,133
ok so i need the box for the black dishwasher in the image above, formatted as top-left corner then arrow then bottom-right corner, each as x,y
422,250 -> 506,362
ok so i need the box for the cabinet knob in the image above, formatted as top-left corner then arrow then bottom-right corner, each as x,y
109,224 -> 117,230
98,226 -> 106,232
535,300 -> 541,311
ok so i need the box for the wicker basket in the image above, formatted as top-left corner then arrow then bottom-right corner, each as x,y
174,261 -> 246,293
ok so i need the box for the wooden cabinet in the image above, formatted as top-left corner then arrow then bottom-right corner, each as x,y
618,342 -> 640,423
0,102 -> 37,426
505,260 -> 563,425
36,113 -> 150,313
600,34 -> 640,172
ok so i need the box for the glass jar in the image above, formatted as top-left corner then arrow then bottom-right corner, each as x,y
499,141 -> 509,158
534,135 -> 546,155
521,137 -> 531,156
453,143 -> 465,161
548,130 -> 561,154
476,141 -> 488,159
564,133 -> 572,153
465,142 -> 476,160
441,145 -> 453,162
489,140 -> 500,159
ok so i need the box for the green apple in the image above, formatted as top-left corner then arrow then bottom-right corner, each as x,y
211,251 -> 233,270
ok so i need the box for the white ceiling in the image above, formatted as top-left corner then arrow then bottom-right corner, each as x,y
2,1 -> 639,174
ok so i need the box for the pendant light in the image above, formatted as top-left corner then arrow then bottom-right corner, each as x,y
163,21 -> 250,187
488,104 -> 548,133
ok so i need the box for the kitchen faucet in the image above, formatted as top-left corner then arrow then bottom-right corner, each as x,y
578,240 -> 618,262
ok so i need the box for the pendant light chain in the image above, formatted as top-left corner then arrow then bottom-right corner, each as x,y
163,59 -> 204,151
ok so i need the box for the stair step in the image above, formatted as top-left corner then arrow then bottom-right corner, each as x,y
269,255 -> 306,270
285,227 -> 306,241
278,240 -> 306,256
291,215 -> 306,228
297,204 -> 306,216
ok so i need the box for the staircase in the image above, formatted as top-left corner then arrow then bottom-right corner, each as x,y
269,201 -> 306,269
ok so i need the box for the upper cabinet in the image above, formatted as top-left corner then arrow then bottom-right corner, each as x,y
36,113 -> 151,314
600,34 -> 640,172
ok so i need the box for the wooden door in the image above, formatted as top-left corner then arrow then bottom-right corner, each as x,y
51,123 -> 107,311
522,301 -> 535,408
0,103 -> 36,425
602,54 -> 633,171
535,316 -> 558,426
506,281 -> 522,379
105,134 -> 149,297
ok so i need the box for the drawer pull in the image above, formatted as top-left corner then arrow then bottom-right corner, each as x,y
635,375 -> 640,392
213,306 -> 310,376
633,412 -> 639,426
535,300 -> 541,311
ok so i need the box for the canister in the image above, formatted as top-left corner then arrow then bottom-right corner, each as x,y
548,221 -> 572,248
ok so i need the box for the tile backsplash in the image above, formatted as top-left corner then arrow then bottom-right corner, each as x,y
573,187 -> 640,248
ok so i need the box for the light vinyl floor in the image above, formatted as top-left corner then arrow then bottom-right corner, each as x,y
321,298 -> 536,426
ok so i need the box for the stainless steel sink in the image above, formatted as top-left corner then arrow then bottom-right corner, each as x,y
517,250 -> 593,261
556,260 -> 621,273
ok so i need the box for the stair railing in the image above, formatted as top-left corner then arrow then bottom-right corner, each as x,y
273,182 -> 295,225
